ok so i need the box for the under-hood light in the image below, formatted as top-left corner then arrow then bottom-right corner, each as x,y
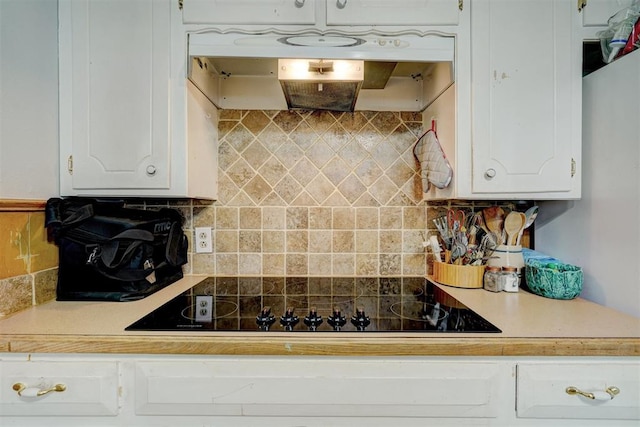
278,59 -> 365,112
278,59 -> 364,82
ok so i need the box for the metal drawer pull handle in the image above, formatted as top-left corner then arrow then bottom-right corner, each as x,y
13,382 -> 67,397
566,386 -> 620,401
336,0 -> 347,9
294,0 -> 305,7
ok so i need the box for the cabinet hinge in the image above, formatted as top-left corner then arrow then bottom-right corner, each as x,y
458,0 -> 463,11
67,155 -> 73,175
571,158 -> 576,177
178,0 -> 183,11
578,0 -> 587,12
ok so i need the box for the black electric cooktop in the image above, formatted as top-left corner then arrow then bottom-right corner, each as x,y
125,277 -> 501,333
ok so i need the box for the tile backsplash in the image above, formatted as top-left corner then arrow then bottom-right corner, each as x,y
0,110 -> 525,317
191,110 -> 428,277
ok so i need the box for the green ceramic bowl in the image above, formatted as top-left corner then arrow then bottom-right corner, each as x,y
525,262 -> 583,300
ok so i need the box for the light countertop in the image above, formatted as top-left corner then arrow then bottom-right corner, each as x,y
0,275 -> 638,356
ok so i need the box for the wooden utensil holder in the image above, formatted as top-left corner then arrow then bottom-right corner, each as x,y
432,261 -> 485,289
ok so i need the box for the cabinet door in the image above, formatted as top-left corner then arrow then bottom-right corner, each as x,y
59,0 -> 171,192
0,361 -> 119,416
470,0 -> 581,197
182,0 -> 316,25
517,362 -> 640,420
326,0 -> 460,26
136,358 -> 504,418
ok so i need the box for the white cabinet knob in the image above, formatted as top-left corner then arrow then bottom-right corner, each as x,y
146,165 -> 157,176
484,168 -> 497,179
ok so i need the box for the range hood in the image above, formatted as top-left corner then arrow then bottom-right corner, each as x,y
188,33 -> 455,112
278,58 -> 364,112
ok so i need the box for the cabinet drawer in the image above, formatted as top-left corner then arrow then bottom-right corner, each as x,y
136,358 -> 504,418
517,362 -> 640,420
0,361 -> 119,416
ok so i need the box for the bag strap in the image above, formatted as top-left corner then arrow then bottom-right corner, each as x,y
97,229 -> 155,270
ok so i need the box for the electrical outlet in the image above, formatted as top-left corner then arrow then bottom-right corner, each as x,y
195,295 -> 213,322
195,227 -> 213,253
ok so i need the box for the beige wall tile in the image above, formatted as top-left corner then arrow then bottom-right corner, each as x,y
263,254 -> 285,275
309,254 -> 332,276
215,230 -> 238,252
216,254 -> 238,275
309,230 -> 331,253
286,230 -> 308,253
263,231 -> 285,253
192,253 -> 215,275
239,254 -> 262,275
286,254 -> 307,275
239,230 -> 261,252
332,254 -> 355,276
356,230 -> 378,253
333,207 -> 355,229
333,231 -> 354,253
239,207 -> 261,229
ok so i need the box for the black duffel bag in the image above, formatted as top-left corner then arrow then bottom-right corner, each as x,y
45,198 -> 188,301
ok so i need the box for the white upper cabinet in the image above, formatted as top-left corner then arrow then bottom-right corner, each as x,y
60,0 -> 171,192
325,0 -> 460,26
182,0 -> 316,25
59,0 -> 218,199
425,0 -> 581,200
470,0 -> 580,198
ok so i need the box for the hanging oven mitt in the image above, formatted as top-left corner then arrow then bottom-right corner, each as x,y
413,128 -> 453,191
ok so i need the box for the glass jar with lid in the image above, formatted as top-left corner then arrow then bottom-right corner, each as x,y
501,266 -> 520,292
484,266 -> 502,292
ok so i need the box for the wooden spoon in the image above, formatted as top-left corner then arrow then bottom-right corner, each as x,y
482,206 -> 505,243
504,211 -> 525,246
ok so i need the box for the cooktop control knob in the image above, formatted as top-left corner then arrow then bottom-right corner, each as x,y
351,307 -> 371,331
303,307 -> 323,331
327,307 -> 347,331
280,308 -> 299,331
256,307 -> 276,331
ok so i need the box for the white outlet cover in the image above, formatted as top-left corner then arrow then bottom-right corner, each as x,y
195,227 -> 213,254
195,295 -> 213,322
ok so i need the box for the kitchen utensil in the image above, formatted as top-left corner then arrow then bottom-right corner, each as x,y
474,211 -> 491,235
482,206 -> 505,243
432,216 -> 451,249
447,209 -> 465,231
504,211 -> 525,246
428,235 -> 443,262
516,205 -> 539,245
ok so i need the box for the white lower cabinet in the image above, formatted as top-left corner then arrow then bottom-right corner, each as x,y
517,362 -> 640,421
0,360 -> 119,417
0,354 -> 638,426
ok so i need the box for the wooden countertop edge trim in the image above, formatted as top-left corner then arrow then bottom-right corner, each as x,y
0,199 -> 46,212
2,336 -> 639,356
